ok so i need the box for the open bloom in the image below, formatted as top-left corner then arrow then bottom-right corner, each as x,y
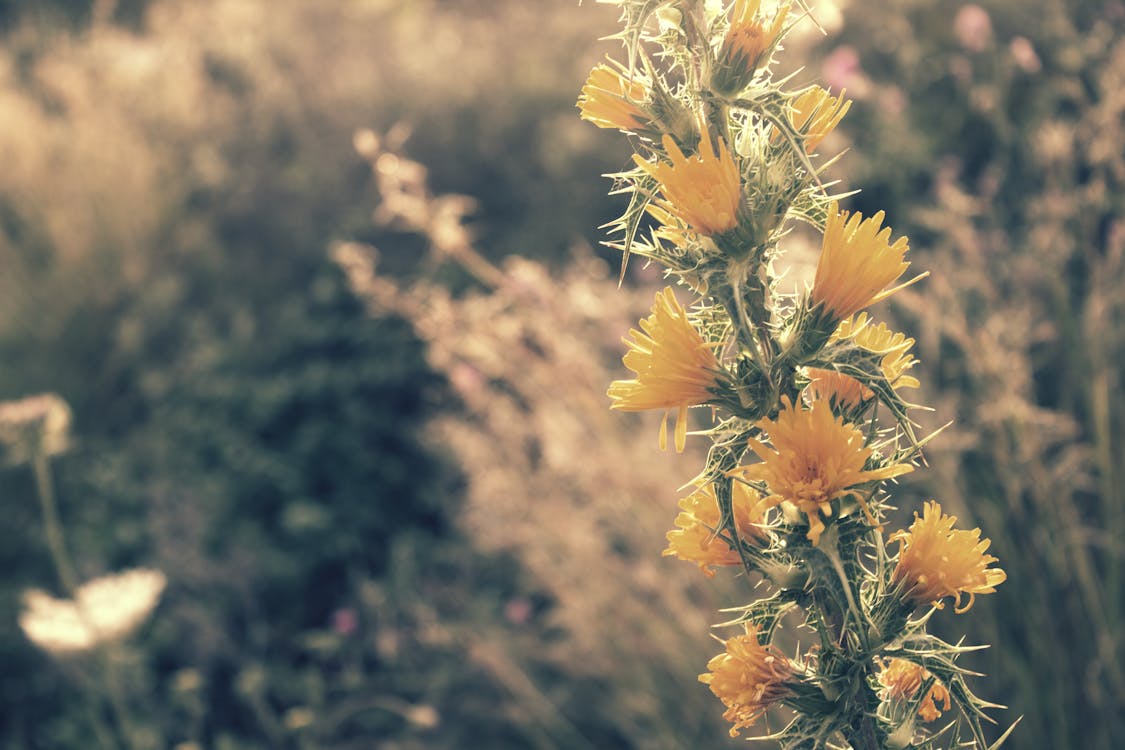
879,658 -> 952,722
634,131 -> 742,237
20,568 -> 167,654
700,623 -> 796,737
891,500 -> 1006,612
735,398 -> 913,544
608,287 -> 723,452
788,85 -> 851,152
833,313 -> 921,390
578,62 -> 649,131
714,0 -> 789,94
811,202 -> 912,321
664,481 -> 768,576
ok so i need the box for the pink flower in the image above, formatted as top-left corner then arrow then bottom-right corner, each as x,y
823,45 -> 855,93
332,607 -> 358,636
1010,37 -> 1041,73
504,597 -> 533,625
953,5 -> 992,53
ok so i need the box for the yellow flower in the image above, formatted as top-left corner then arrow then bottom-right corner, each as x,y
833,313 -> 920,390
663,481 -> 768,576
890,500 -> 1007,613
804,366 -> 873,408
878,658 -> 952,723
811,202 -> 912,321
714,0 -> 789,94
788,86 -> 851,152
634,130 -> 742,237
608,287 -> 723,452
735,398 -> 913,544
578,63 -> 650,131
699,623 -> 795,737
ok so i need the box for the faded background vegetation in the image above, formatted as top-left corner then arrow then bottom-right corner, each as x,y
0,0 -> 1121,748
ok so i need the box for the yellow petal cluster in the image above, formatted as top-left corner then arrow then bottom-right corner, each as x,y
735,398 -> 913,544
804,366 -> 873,408
833,313 -> 920,390
878,658 -> 952,722
663,481 -> 768,576
577,63 -> 649,131
716,0 -> 789,89
608,287 -> 722,452
635,131 -> 742,237
811,202 -> 912,322
890,500 -> 1007,613
699,623 -> 795,737
788,86 -> 851,152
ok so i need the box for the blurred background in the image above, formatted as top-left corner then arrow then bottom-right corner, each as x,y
0,0 -> 1121,748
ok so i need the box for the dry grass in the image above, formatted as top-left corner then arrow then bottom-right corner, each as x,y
335,134 -> 764,748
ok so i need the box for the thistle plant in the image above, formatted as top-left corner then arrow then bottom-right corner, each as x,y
580,2 -> 1015,747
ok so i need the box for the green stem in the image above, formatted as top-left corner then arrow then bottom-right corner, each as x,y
32,450 -> 80,595
31,450 -> 144,750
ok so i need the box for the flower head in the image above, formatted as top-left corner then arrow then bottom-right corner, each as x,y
699,623 -> 796,737
833,313 -> 921,390
878,658 -> 952,722
664,481 -> 768,576
811,202 -> 912,322
608,287 -> 723,452
714,0 -> 789,94
20,568 -> 167,654
788,85 -> 851,152
0,393 -> 72,465
891,500 -> 1006,612
804,366 -> 872,409
577,62 -> 650,131
634,131 -> 742,237
735,398 -> 913,544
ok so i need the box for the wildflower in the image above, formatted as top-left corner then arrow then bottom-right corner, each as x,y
953,4 -> 993,53
699,623 -> 796,737
634,130 -> 742,237
811,202 -> 912,322
735,398 -> 913,544
878,658 -> 952,722
0,393 -> 72,465
890,500 -> 1006,613
823,44 -> 864,94
833,313 -> 920,390
787,85 -> 851,152
578,62 -> 650,131
608,287 -> 723,452
19,568 -> 167,654
713,0 -> 789,95
804,366 -> 872,408
664,481 -> 768,576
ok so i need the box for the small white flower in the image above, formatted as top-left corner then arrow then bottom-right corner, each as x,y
20,568 -> 167,654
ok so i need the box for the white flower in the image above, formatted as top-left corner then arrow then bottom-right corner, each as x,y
20,568 -> 167,654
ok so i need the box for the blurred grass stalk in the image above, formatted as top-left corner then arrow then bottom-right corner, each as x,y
336,129 -> 747,749
841,2 -> 1125,745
